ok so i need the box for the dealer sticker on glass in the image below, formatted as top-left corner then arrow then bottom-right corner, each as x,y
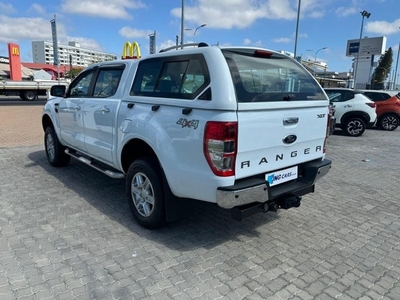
265,166 -> 298,187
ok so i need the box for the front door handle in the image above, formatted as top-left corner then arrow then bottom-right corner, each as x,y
101,107 -> 110,114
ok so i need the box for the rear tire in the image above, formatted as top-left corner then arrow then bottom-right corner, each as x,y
44,127 -> 70,167
343,117 -> 366,137
126,157 -> 166,229
20,90 -> 37,101
378,114 -> 399,131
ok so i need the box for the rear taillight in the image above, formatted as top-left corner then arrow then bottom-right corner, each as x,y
366,102 -> 376,108
324,109 -> 331,153
204,121 -> 237,177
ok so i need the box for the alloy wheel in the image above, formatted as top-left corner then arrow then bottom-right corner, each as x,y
381,115 -> 398,130
346,119 -> 364,136
46,133 -> 55,161
131,172 -> 155,217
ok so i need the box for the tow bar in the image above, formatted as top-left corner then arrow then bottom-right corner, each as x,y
230,195 -> 302,221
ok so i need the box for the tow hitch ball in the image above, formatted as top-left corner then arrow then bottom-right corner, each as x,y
277,195 -> 302,209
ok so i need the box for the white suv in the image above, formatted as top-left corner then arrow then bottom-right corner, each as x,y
324,88 -> 377,136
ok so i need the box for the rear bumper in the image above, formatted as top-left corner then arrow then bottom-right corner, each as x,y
216,159 -> 332,209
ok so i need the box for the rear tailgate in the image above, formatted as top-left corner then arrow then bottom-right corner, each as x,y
236,102 -> 328,180
221,48 -> 329,182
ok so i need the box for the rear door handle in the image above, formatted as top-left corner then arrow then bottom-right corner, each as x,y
283,117 -> 299,125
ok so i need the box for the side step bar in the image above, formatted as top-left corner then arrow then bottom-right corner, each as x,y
65,149 -> 125,179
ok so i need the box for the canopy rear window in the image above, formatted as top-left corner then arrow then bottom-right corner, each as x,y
223,49 -> 327,102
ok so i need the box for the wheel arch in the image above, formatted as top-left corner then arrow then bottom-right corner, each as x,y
121,138 -> 192,224
341,111 -> 370,124
42,114 -> 54,131
378,112 -> 400,121
120,138 -> 160,174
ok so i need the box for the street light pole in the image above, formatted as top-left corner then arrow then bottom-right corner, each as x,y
294,0 -> 301,59
194,24 -> 206,43
185,24 -> 206,43
180,0 -> 184,49
306,47 -> 327,77
393,36 -> 400,89
353,10 -> 371,89
314,47 -> 328,77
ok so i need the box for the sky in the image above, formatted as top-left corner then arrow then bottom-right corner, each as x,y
1,0 -> 400,73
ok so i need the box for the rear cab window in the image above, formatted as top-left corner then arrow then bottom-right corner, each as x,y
222,49 -> 327,103
130,54 -> 210,100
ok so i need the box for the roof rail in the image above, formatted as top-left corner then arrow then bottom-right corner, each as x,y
159,42 -> 209,53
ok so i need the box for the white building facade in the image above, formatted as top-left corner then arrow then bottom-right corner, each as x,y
32,41 -> 117,67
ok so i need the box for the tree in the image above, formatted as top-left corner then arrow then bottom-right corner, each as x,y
370,47 -> 393,89
65,68 -> 83,80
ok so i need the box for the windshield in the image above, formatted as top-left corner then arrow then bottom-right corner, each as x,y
223,49 -> 327,103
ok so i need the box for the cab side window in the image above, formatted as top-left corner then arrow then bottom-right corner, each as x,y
68,71 -> 94,98
93,69 -> 123,98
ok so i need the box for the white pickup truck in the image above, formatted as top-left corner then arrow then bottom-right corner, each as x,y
42,43 -> 332,228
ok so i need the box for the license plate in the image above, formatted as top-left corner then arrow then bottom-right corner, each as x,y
265,166 -> 298,187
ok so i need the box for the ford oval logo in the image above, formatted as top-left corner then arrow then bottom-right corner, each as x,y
283,134 -> 297,144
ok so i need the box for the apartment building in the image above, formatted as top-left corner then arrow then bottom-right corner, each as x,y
32,41 -> 117,67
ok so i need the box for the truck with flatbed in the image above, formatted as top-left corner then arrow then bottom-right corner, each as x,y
1,80 -> 67,101
42,43 -> 332,229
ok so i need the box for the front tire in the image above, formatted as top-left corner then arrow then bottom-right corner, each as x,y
44,127 -> 70,167
126,157 -> 166,229
379,114 -> 399,131
343,117 -> 366,137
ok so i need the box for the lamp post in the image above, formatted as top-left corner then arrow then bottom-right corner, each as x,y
393,31 -> 400,89
306,47 -> 327,77
185,24 -> 206,43
314,47 -> 328,77
353,10 -> 371,89
294,0 -> 301,59
180,0 -> 184,48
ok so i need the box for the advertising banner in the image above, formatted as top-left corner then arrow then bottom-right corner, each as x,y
50,17 -> 59,65
346,36 -> 386,57
7,43 -> 22,81
149,32 -> 156,54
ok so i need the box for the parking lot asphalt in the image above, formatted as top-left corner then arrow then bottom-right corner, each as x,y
0,105 -> 400,299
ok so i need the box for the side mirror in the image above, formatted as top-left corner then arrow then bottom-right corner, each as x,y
50,85 -> 66,97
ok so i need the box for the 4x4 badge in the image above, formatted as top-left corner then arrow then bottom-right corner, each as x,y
283,134 -> 297,144
176,118 -> 199,129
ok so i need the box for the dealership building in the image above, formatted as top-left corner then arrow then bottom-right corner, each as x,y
31,41 -> 117,67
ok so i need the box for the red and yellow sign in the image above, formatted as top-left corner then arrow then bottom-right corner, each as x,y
122,41 -> 141,59
8,43 -> 22,81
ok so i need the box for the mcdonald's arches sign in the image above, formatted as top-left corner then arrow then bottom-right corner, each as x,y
122,41 -> 141,59
7,43 -> 22,81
